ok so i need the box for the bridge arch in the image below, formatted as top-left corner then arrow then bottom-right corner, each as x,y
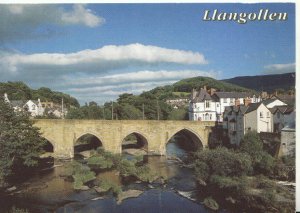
74,132 -> 104,154
40,136 -> 55,153
166,127 -> 204,151
121,131 -> 149,155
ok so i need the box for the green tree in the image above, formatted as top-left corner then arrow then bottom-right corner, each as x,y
239,131 -> 275,175
0,98 -> 45,189
193,147 -> 253,182
239,131 -> 264,164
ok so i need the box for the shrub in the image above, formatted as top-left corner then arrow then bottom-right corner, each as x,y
192,147 -> 253,179
87,155 -> 114,169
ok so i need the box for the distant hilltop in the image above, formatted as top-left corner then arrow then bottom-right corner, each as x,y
222,72 -> 295,93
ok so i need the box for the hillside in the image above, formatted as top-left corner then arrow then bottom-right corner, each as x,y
143,76 -> 253,100
0,81 -> 79,108
222,72 -> 295,92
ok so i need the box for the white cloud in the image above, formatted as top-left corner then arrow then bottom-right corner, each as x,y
0,43 -> 207,75
264,63 -> 295,74
61,69 -> 217,104
63,70 -> 215,88
61,5 -> 104,27
0,43 -> 210,104
0,4 -> 104,42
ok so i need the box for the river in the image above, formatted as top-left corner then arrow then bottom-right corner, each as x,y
0,142 -> 228,213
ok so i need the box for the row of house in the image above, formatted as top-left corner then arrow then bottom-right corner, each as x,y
3,93 -> 66,118
189,86 -> 261,122
188,87 -> 295,156
222,99 -> 294,145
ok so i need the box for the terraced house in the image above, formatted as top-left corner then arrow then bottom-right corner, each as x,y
189,87 -> 261,122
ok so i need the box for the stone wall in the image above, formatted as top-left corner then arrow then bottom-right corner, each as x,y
34,119 -> 215,159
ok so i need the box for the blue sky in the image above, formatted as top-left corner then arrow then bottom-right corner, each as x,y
0,3 -> 295,104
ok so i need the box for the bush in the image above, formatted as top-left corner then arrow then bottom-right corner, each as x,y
239,131 -> 264,164
87,155 -> 114,169
210,175 -> 249,195
193,147 -> 253,180
256,152 -> 275,175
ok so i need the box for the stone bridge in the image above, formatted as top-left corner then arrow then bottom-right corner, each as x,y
34,119 -> 215,158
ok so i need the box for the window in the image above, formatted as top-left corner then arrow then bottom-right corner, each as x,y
217,103 -> 219,107
267,112 -> 270,118
230,98 -> 234,103
223,98 -> 227,103
32,104 -> 36,110
205,101 -> 210,108
209,114 -> 212,120
277,112 -> 280,119
205,113 -> 209,120
260,112 -> 263,118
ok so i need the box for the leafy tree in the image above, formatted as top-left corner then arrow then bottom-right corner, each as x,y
239,131 -> 264,164
168,108 -> 189,120
239,131 -> 275,176
193,147 -> 253,182
0,98 -> 45,189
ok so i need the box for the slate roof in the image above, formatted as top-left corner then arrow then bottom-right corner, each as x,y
245,103 -> 262,114
10,100 -> 25,108
271,105 -> 294,114
262,99 -> 277,106
238,105 -> 248,114
191,89 -> 212,103
213,92 -> 252,99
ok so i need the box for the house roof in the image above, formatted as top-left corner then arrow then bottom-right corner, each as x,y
10,100 -> 25,107
213,92 -> 252,99
262,99 -> 277,106
271,105 -> 294,114
191,88 -> 212,103
238,105 -> 248,114
245,102 -> 262,114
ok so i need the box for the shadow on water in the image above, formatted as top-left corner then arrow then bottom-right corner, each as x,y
0,137 -> 228,213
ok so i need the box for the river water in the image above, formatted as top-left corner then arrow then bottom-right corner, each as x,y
0,143 -> 228,213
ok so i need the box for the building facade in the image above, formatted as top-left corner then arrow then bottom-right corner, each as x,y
223,103 -> 273,145
189,87 -> 261,122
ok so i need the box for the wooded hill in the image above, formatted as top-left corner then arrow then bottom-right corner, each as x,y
0,81 -> 79,108
222,72 -> 295,92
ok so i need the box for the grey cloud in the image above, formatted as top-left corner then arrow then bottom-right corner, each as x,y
0,4 -> 104,43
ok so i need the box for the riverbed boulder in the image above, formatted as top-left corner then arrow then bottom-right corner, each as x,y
117,189 -> 143,204
203,197 -> 219,211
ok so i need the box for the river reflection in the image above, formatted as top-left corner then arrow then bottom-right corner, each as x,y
0,142 -> 226,213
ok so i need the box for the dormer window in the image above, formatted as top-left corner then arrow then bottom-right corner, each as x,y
32,104 -> 36,110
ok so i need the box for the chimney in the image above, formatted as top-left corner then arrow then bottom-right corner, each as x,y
192,88 -> 196,99
244,98 -> 251,106
4,93 -> 9,103
210,88 -> 216,96
235,98 -> 240,106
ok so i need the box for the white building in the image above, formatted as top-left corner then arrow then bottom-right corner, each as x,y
189,88 -> 217,121
189,88 -> 261,122
3,93 -> 44,117
23,99 -> 44,117
223,102 -> 273,145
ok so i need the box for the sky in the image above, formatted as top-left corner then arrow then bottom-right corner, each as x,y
0,3 -> 295,104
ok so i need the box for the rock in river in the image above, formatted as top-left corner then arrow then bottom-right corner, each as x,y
117,189 -> 144,205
